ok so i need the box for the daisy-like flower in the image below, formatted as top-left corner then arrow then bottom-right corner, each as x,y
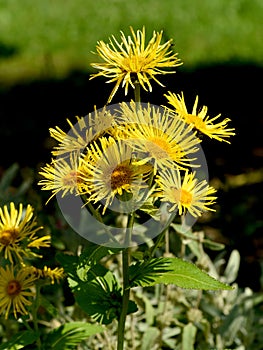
49,107 -> 116,157
0,265 -> 36,319
117,102 -> 201,173
155,169 -> 217,217
38,153 -> 90,203
0,202 -> 50,264
164,91 -> 235,143
80,136 -> 152,214
90,26 -> 182,103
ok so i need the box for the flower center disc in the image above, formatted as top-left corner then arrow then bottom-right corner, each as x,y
7,280 -> 21,296
173,188 -> 193,206
0,229 -> 19,246
147,137 -> 171,159
186,114 -> 206,130
111,164 -> 132,190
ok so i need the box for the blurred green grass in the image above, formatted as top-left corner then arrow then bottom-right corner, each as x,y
0,0 -> 262,85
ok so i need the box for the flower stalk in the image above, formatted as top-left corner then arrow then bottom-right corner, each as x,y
117,212 -> 134,350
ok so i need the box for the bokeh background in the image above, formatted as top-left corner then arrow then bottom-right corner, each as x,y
0,0 -> 262,291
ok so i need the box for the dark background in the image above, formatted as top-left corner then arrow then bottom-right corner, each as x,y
0,62 -> 262,291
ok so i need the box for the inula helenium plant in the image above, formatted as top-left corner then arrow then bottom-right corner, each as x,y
1,26 -> 238,350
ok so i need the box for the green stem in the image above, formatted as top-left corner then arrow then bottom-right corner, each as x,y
148,210 -> 177,259
32,284 -> 42,350
134,81 -> 141,103
117,79 -> 139,350
117,212 -> 134,350
81,195 -> 119,245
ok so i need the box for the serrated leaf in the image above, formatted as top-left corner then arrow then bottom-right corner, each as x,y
130,257 -> 233,290
75,267 -> 122,324
45,322 -> 104,350
155,258 -> 233,290
0,330 -> 39,350
129,258 -> 171,288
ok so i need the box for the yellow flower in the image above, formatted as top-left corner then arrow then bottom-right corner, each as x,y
117,101 -> 201,173
0,265 -> 36,319
80,136 -> 152,214
33,266 -> 65,284
90,26 -> 182,103
155,169 -> 217,217
0,202 -> 50,263
49,106 -> 116,157
164,91 -> 235,143
38,153 -> 90,203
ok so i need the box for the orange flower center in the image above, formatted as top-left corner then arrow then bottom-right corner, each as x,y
173,188 -> 193,206
0,229 -> 19,246
7,280 -> 21,296
62,171 -> 81,187
147,137 -> 171,159
111,164 -> 132,190
185,114 -> 206,130
123,55 -> 145,72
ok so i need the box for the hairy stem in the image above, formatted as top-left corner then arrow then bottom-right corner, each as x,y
117,212 -> 134,350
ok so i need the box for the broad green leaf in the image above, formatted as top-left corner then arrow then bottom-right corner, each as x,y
56,252 -> 79,279
156,257 -> 233,290
75,267 -> 122,324
0,330 -> 39,350
130,257 -> 233,290
44,322 -> 104,350
129,258 -> 171,288
182,323 -> 197,350
79,243 -> 121,267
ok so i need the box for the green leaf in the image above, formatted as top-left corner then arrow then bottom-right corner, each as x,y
39,294 -> 59,318
171,223 -> 225,251
0,163 -> 19,192
141,327 -> 160,350
57,250 -> 138,324
130,257 -> 233,290
44,322 -> 104,350
74,266 -> 123,324
182,323 -> 197,350
0,330 -> 39,350
203,239 -> 225,251
129,258 -> 171,288
79,243 -> 121,267
156,258 -> 233,290
223,249 -> 240,283
56,252 -> 79,279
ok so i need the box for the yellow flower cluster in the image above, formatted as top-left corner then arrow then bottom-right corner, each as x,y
0,202 -> 64,319
38,27 -> 235,226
